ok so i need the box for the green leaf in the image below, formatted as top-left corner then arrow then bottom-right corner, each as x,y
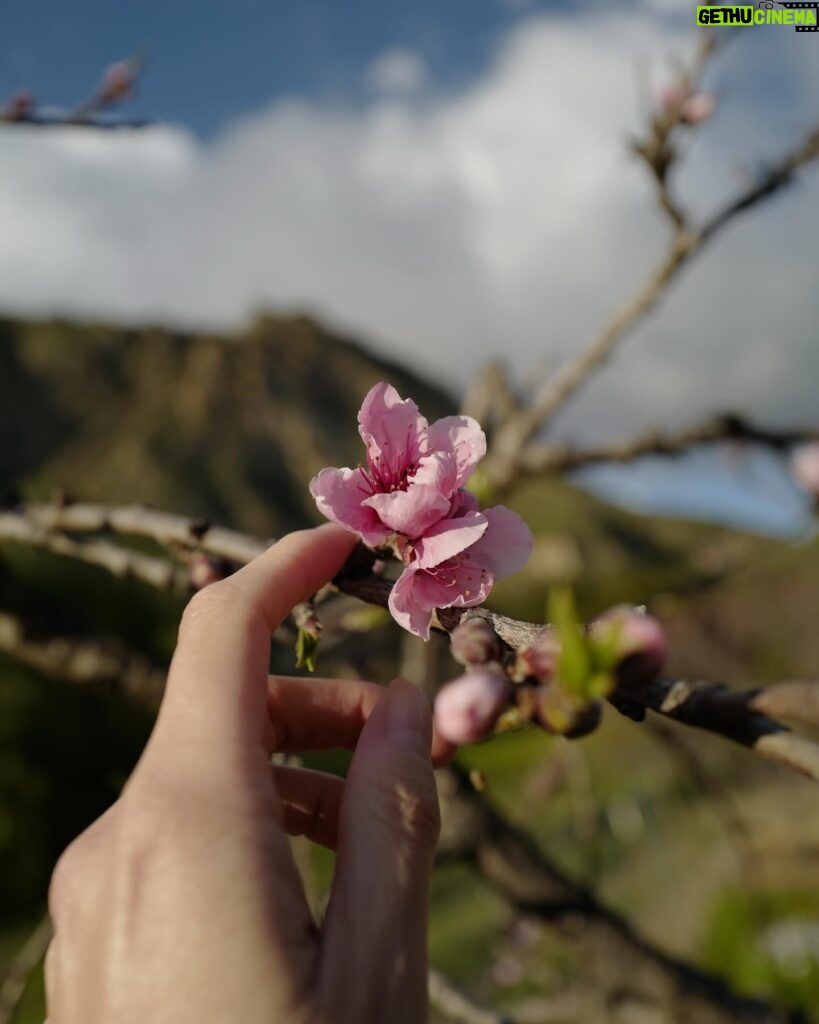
295,627 -> 320,672
549,586 -> 589,693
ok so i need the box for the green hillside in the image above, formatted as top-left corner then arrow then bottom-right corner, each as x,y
2,312 -> 819,1022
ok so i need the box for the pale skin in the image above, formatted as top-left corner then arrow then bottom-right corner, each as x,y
46,524 -> 456,1024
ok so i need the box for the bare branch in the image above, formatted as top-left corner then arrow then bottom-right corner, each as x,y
18,502 -> 271,563
0,510 -> 193,591
0,113 -> 148,130
6,502 -> 818,782
481,109 -> 819,489
0,611 -> 167,707
517,414 -> 819,475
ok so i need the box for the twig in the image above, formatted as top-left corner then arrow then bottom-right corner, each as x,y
17,502 -> 271,564
0,611 -> 167,707
0,114 -> 147,130
517,415 -> 819,476
480,108 -> 819,488
0,511 -> 193,592
429,968 -> 515,1024
5,503 -> 819,782
0,915 -> 52,1024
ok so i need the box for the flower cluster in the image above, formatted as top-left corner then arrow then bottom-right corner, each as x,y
433,606 -> 667,746
310,382 -> 532,638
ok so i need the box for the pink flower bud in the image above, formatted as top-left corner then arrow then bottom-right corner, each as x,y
791,443 -> 819,500
189,554 -> 225,590
450,617 -> 502,666
660,85 -> 715,126
680,92 -> 716,126
2,90 -> 34,121
98,60 -> 137,105
589,606 -> 667,686
433,669 -> 512,745
516,627 -> 561,682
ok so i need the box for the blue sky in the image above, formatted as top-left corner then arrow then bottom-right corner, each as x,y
0,2 -> 817,535
0,0 -> 570,136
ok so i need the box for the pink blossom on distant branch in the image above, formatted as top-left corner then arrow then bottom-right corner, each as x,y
661,85 -> 716,126
791,443 -> 819,501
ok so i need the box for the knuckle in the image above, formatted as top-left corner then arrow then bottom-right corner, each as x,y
373,754 -> 441,847
178,578 -> 241,635
48,834 -> 93,919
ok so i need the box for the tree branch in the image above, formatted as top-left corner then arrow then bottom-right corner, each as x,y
517,414 -> 819,475
480,107 -> 819,489
4,501 -> 817,783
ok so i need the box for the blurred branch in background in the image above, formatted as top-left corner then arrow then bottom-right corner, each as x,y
0,916 -> 51,1024
3,501 -> 819,784
515,415 -> 819,477
437,767 -> 795,1024
474,22 -> 819,491
0,56 -> 147,130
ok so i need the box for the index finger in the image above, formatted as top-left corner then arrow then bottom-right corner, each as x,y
155,524 -> 358,754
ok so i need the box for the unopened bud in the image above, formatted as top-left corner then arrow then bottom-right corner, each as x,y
791,443 -> 819,502
589,605 -> 667,686
516,627 -> 560,682
661,85 -> 715,126
98,60 -> 138,105
536,685 -> 602,739
433,668 -> 512,745
680,92 -> 715,125
450,618 -> 502,666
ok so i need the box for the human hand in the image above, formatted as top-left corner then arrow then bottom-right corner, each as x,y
46,525 -> 452,1024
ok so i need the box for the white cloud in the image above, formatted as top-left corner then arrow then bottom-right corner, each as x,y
366,49 -> 428,95
0,10 -> 816,453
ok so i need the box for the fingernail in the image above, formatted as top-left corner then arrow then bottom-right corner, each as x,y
385,679 -> 430,753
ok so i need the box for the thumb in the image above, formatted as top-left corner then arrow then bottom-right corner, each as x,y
319,679 -> 440,1024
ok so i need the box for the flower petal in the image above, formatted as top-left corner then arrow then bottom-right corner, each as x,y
412,561 -> 493,611
388,567 -> 435,640
358,381 -> 428,477
467,506 -> 532,577
427,415 -> 487,487
309,467 -> 391,548
413,450 -> 459,498
412,511 -> 488,569
363,485 -> 450,539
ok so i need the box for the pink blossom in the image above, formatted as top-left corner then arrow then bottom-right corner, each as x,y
661,85 -> 716,126
98,60 -> 138,105
310,381 -> 486,546
680,92 -> 716,125
311,381 -> 532,638
433,668 -> 512,745
791,443 -> 819,500
389,505 -> 532,640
